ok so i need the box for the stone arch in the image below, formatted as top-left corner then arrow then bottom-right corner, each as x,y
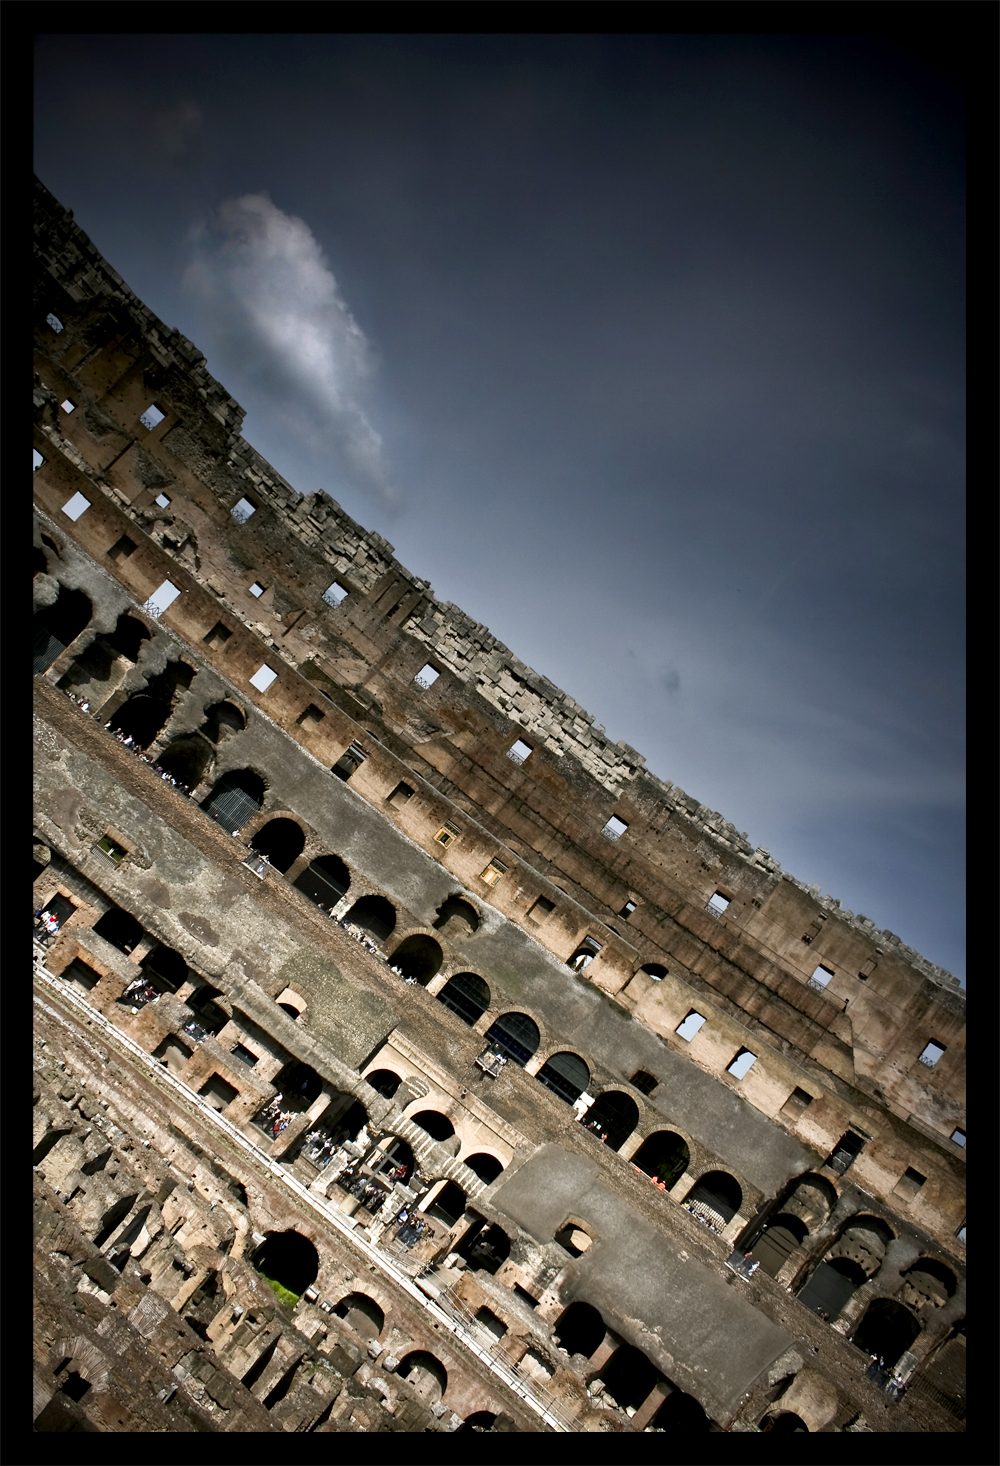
426,1180 -> 467,1227
201,700 -> 246,743
437,971 -> 490,1026
432,894 -> 481,937
252,1230 -> 319,1299
139,943 -> 189,992
898,1257 -> 957,1312
34,584 -> 93,673
411,1110 -> 455,1143
109,660 -> 196,748
463,1152 -> 505,1185
582,1090 -> 639,1150
334,1292 -> 385,1341
632,1131 -> 690,1190
343,894 -> 396,943
200,768 -> 266,833
780,1172 -> 838,1232
46,1336 -> 112,1394
651,1389 -> 712,1431
749,1214 -> 809,1277
638,962 -> 668,981
272,1060 -> 324,1112
249,817 -> 307,873
554,1217 -> 595,1257
536,1051 -> 590,1104
483,1011 -> 540,1067
761,1411 -> 809,1433
827,1214 -> 895,1277
554,1300 -> 605,1359
457,1220 -> 511,1274
683,1171 -> 742,1227
852,1297 -> 921,1367
107,613 -> 151,664
92,907 -> 143,955
597,1343 -> 661,1410
390,933 -> 443,985
365,1069 -> 402,1100
396,1350 -> 447,1405
293,851 -> 350,906
155,735 -> 214,792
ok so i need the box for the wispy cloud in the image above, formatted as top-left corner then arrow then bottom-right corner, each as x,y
183,193 -> 395,506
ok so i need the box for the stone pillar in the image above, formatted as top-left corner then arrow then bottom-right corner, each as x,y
723,1213 -> 748,1245
285,855 -> 310,885
128,934 -> 158,966
630,1378 -> 674,1431
618,1132 -> 643,1162
523,1054 -> 544,1077
588,1332 -> 620,1372
425,973 -> 449,997
669,1171 -> 694,1201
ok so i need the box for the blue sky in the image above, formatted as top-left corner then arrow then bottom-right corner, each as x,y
34,32 -> 965,980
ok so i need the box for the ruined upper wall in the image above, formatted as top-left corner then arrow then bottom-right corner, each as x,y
33,176 -> 960,996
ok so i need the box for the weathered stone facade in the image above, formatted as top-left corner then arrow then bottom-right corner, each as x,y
33,174 -> 964,1436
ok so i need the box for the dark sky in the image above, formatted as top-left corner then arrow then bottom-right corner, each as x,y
34,33 -> 965,981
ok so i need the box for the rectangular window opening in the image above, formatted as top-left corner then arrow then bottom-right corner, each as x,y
414,663 -> 440,689
139,403 -> 166,431
108,534 -> 138,562
601,815 -> 628,841
481,859 -> 509,888
296,703 -> 325,728
780,1087 -> 814,1119
507,738 -> 533,765
248,581 -> 266,599
619,900 -> 637,918
435,822 -> 460,847
808,963 -> 835,991
154,493 -> 172,509
60,398 -> 77,414
231,497 -> 258,523
825,1130 -> 865,1175
198,1074 -> 239,1112
249,664 -> 278,693
893,1166 -> 927,1201
727,1049 -> 757,1080
631,1070 -> 658,1095
706,891 -> 730,917
60,492 -> 92,522
33,449 -> 46,472
203,621 -> 232,648
142,579 -> 181,619
230,1043 -> 259,1068
387,781 -> 415,807
950,1128 -> 966,1147
331,742 -> 366,781
474,1306 -> 508,1340
512,1285 -> 538,1309
322,580 -> 348,608
918,1041 -> 946,1068
675,1011 -> 707,1042
46,312 -> 64,333
527,896 -> 555,923
94,835 -> 127,867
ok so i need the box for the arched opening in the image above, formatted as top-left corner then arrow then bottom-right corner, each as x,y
683,1171 -> 742,1228
632,1131 -> 690,1190
185,982 -> 228,1034
57,637 -> 121,696
396,1351 -> 447,1405
463,1153 -> 504,1185
555,1222 -> 593,1257
139,944 -> 188,993
252,1230 -> 319,1301
749,1215 -> 808,1278
581,1091 -> 639,1150
639,963 -> 668,981
797,1256 -> 868,1319
457,1221 -> 511,1275
273,1060 -> 324,1111
537,1051 -> 590,1104
343,895 -> 396,943
437,972 -> 490,1026
779,1172 -> 838,1233
598,1344 -> 661,1411
898,1258 -> 957,1311
458,1412 -> 498,1433
334,1292 -> 385,1342
111,661 -> 195,747
249,819 -> 305,875
201,701 -> 246,743
372,1138 -> 414,1185
432,895 -> 480,936
412,1110 -> 455,1143
300,1096 -> 368,1168
200,769 -> 265,834
365,1069 -> 402,1100
33,585 -> 92,672
92,907 -> 143,955
427,1180 -> 466,1227
852,1299 -> 921,1368
761,1411 -> 808,1433
390,934 -> 443,985
554,1300 -> 606,1359
484,1012 -> 540,1067
651,1389 -> 712,1432
293,852 -> 349,905
107,613 -> 150,663
155,736 -> 213,792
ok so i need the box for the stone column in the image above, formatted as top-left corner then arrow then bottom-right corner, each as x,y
630,1378 -> 674,1431
588,1332 -> 620,1372
425,973 -> 449,997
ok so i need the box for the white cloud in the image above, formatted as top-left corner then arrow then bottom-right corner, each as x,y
183,194 -> 395,506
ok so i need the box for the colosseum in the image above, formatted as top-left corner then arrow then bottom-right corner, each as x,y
33,174 -> 965,1438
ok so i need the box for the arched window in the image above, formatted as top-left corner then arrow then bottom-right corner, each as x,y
396,1351 -> 447,1405
200,769 -> 265,833
484,1012 -> 540,1067
432,896 -> 480,936
201,701 -> 246,743
631,1131 -> 690,1190
390,934 -> 443,985
651,1390 -> 712,1432
412,1110 -> 455,1142
458,1220 -> 511,1274
581,1091 -> 639,1150
638,963 -> 668,981
251,819 -> 306,875
107,614 -> 150,663
252,1230 -> 319,1300
273,1060 -> 323,1112
365,1069 -> 402,1100
108,661 -> 195,748
92,907 -> 143,955
554,1300 -> 605,1359
343,895 -> 396,943
852,1298 -> 921,1368
683,1171 -> 742,1227
536,1052 -> 590,1105
748,1215 -> 808,1277
293,852 -> 349,904
437,972 -> 490,1026
156,736 -> 214,792
463,1153 -> 504,1185
33,586 -> 92,673
597,1345 -> 662,1411
898,1258 -> 957,1312
427,1180 -> 466,1227
139,944 -> 188,993
334,1293 -> 384,1341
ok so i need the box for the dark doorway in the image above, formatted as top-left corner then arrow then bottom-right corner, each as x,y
372,1138 -> 414,1185
334,1292 -> 384,1341
412,1110 -> 455,1142
554,1300 -> 605,1359
201,769 -> 265,833
390,934 -> 443,984
396,1352 -> 447,1405
750,1215 -> 808,1278
365,1069 -> 402,1100
458,1221 -> 511,1275
684,1171 -> 742,1225
343,895 -> 396,942
598,1345 -> 661,1410
632,1131 -> 690,1189
797,1257 -> 866,1319
251,819 -> 305,874
851,1298 -> 921,1368
107,613 -> 150,663
41,894 -> 76,927
432,895 -> 480,935
139,944 -> 188,993
484,1012 -> 540,1066
293,852 -> 349,905
201,701 -> 245,742
156,737 -> 213,791
275,1061 -> 323,1112
651,1389 -> 712,1432
33,586 -> 92,672
437,971 -> 490,1025
582,1091 -> 639,1150
92,907 -> 143,955
463,1153 -> 504,1185
536,1052 -> 590,1104
761,1411 -> 808,1433
252,1230 -> 319,1297
109,661 -> 194,747
428,1180 -> 466,1227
